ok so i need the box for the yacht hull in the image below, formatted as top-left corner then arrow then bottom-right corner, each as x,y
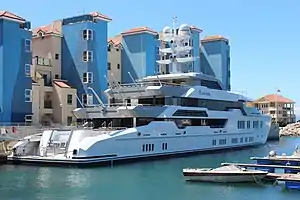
7,142 -> 263,167
183,172 -> 267,183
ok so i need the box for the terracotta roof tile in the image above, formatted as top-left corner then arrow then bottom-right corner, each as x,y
108,35 -> 122,46
201,35 -> 229,43
121,26 -> 158,36
254,94 -> 295,103
90,12 -> 112,22
32,20 -> 62,37
54,80 -> 71,88
0,11 -> 25,21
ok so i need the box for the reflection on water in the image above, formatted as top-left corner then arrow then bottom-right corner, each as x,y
35,168 -> 51,188
0,137 -> 300,200
65,169 -> 91,188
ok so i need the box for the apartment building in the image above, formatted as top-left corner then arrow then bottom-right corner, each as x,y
31,20 -> 77,126
120,27 -> 160,83
201,35 -> 231,91
250,94 -> 296,124
61,12 -> 111,105
0,11 -> 33,124
107,35 -> 122,85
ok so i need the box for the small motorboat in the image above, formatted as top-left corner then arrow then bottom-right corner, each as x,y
182,164 -> 268,183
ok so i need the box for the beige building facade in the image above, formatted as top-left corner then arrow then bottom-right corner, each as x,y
31,21 -> 77,126
107,35 -> 122,85
249,94 -> 296,124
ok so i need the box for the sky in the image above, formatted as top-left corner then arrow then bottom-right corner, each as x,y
2,0 -> 300,115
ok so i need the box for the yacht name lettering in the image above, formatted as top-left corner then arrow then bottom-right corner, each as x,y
199,90 -> 211,96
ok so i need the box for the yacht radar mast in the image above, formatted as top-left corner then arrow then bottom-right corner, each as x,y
157,17 -> 198,74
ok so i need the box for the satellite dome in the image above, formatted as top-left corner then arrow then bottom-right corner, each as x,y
162,26 -> 172,40
178,24 -> 191,36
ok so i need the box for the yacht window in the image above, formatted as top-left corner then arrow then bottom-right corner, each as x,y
173,110 -> 208,117
201,79 -> 222,90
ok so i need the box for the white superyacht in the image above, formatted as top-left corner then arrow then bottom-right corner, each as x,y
8,22 -> 271,165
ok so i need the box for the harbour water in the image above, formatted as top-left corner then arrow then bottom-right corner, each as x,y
0,137 -> 300,200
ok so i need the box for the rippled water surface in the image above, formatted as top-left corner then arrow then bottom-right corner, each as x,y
1,137 -> 300,200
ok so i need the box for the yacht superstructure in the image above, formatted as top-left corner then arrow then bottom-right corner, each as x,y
8,19 -> 271,166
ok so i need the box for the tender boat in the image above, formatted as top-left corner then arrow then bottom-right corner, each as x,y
251,145 -> 300,171
182,165 -> 268,183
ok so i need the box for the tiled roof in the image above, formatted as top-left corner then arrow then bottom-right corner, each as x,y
54,80 -> 71,88
0,11 -> 25,21
108,35 -> 122,46
121,26 -> 158,36
201,35 -> 229,42
253,94 -> 295,103
90,12 -> 112,22
32,20 -> 62,37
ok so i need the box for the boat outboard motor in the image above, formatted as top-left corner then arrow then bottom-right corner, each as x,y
268,150 -> 276,157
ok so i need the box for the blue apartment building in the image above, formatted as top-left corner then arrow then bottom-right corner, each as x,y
121,27 -> 159,83
0,11 -> 32,124
61,12 -> 111,105
201,36 -> 231,91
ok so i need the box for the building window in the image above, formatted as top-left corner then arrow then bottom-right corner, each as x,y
24,115 -> 32,122
116,48 -> 119,51
24,39 -> 31,52
55,54 -> 59,60
67,94 -> 73,105
82,94 -> 93,105
117,64 -> 120,69
83,29 -> 93,40
67,116 -> 73,126
82,51 -> 93,62
83,72 -> 93,83
25,89 -> 32,102
108,45 -> 111,51
108,62 -> 111,70
240,137 -> 243,143
25,64 -> 31,77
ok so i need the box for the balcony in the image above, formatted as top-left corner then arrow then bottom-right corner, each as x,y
34,56 -> 51,72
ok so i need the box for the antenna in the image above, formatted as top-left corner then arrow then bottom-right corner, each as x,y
128,72 -> 142,95
156,74 -> 162,86
172,16 -> 178,36
104,75 -> 113,89
128,72 -> 137,85
87,87 -> 106,108
111,72 -> 121,88
75,93 -> 84,108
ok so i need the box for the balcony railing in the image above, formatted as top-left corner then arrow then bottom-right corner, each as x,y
35,56 -> 51,66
